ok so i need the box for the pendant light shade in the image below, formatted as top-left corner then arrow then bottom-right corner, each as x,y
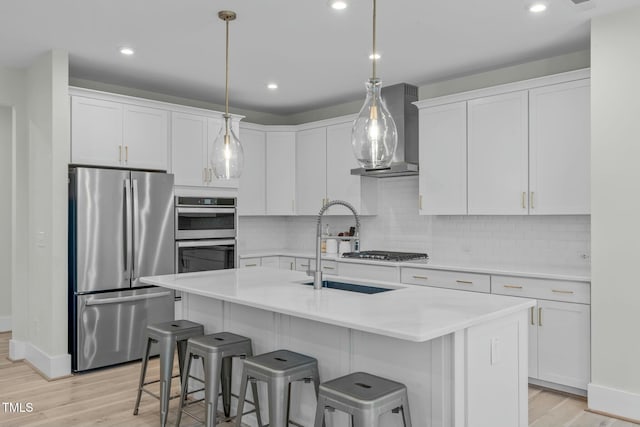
212,10 -> 244,180
351,0 -> 397,169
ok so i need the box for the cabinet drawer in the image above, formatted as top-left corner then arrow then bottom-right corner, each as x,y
261,256 -> 280,269
491,275 -> 590,304
239,257 -> 261,268
338,262 -> 399,282
401,268 -> 491,293
295,258 -> 312,272
321,260 -> 339,275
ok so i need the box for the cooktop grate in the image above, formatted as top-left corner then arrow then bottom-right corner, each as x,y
341,250 -> 429,262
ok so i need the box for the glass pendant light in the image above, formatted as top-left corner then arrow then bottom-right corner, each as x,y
211,10 -> 244,180
351,0 -> 397,169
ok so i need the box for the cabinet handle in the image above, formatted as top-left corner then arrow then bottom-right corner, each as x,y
456,280 -> 473,285
552,289 -> 574,295
503,284 -> 523,289
125,146 -> 129,163
245,263 -> 257,267
530,192 -> 535,209
290,262 -> 294,270
323,266 -> 335,270
538,307 -> 543,326
203,168 -> 207,183
521,192 -> 526,209
419,195 -> 423,210
530,307 -> 535,326
412,275 -> 429,280
300,263 -> 309,268
208,168 -> 213,183
119,145 -> 123,162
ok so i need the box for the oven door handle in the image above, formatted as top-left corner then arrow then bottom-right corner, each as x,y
176,207 -> 236,214
177,239 -> 236,248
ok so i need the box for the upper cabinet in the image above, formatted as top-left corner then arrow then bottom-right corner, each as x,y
416,70 -> 591,216
71,95 -> 168,171
237,124 -> 266,215
468,91 -> 529,215
266,131 -> 296,215
418,101 -> 467,215
296,127 -> 327,215
529,80 -> 590,215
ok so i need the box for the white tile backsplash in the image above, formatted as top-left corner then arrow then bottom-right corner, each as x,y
239,176 -> 591,276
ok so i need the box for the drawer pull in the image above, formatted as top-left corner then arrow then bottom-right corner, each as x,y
456,280 -> 473,285
245,263 -> 258,267
539,307 -> 543,326
412,275 -> 429,280
503,284 -> 523,289
551,289 -> 574,295
323,266 -> 335,270
300,264 -> 309,268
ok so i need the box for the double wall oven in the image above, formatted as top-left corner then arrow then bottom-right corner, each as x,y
175,197 -> 237,297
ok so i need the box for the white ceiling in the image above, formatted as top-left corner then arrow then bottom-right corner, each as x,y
1,0 -> 638,115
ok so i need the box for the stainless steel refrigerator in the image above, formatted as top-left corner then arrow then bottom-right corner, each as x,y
68,167 -> 175,372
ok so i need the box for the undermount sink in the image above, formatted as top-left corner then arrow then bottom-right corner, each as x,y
301,280 -> 395,294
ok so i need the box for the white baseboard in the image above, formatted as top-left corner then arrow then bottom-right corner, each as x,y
588,383 -> 640,421
9,339 -> 71,379
0,315 -> 11,332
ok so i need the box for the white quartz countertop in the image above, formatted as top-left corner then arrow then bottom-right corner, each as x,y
141,267 -> 535,343
240,249 -> 590,282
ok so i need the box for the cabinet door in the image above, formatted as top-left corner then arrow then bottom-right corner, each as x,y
529,79 -> 590,215
468,91 -> 529,215
279,256 -> 296,270
326,122 -> 362,215
238,126 -> 266,215
239,257 -> 261,268
171,112 -> 207,187
260,256 -> 279,269
296,127 -> 327,215
418,102 -> 467,215
71,96 -> 123,167
266,132 -> 296,215
123,104 -> 168,171
537,300 -> 590,389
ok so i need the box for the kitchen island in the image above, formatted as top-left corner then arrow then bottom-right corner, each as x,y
141,267 -> 535,427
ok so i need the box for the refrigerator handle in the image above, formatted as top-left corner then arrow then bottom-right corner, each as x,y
85,291 -> 172,306
124,179 -> 132,281
132,179 -> 139,280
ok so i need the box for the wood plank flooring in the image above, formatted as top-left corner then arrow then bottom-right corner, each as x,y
0,332 -> 637,427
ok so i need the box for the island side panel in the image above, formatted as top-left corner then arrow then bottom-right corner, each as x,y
464,310 -> 529,427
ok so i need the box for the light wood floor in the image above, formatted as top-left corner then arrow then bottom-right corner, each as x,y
0,332 -> 637,427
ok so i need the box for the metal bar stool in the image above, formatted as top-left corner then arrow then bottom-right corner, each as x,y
176,332 -> 263,427
133,319 -> 205,427
235,349 -> 323,427
313,371 -> 412,427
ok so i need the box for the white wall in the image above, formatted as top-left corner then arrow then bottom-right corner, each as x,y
589,6 -> 640,420
0,107 -> 11,331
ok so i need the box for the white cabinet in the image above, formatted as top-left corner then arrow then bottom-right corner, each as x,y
401,267 -> 491,293
260,256 -> 279,269
294,258 -> 312,272
266,132 -> 296,215
338,262 -> 399,282
529,80 -> 590,215
279,256 -> 296,270
71,96 -> 168,170
418,101 -> 467,215
171,112 -> 209,186
491,275 -> 591,391
239,257 -> 261,268
296,127 -> 327,215
467,91 -> 529,215
238,125 -> 266,215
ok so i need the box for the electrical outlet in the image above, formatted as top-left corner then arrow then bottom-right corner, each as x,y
577,251 -> 590,261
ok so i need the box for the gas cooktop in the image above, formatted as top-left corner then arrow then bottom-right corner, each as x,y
341,250 -> 429,262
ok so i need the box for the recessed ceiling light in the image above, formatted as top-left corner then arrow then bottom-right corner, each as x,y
120,47 -> 135,56
330,0 -> 347,10
529,2 -> 547,13
369,53 -> 381,60
267,83 -> 278,90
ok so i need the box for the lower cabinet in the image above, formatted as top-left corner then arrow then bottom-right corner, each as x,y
260,256 -> 280,269
338,262 -> 399,282
279,256 -> 295,271
239,257 -> 261,268
400,267 -> 491,293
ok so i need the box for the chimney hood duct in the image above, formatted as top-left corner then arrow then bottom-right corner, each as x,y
351,83 -> 419,178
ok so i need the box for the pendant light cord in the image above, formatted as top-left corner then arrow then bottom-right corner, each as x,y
224,18 -> 230,118
372,0 -> 377,80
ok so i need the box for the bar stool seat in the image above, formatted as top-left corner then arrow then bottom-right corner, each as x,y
314,371 -> 412,427
176,332 -> 262,427
235,349 -> 322,427
133,319 -> 204,427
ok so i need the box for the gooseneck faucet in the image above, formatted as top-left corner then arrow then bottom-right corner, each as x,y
311,200 -> 360,290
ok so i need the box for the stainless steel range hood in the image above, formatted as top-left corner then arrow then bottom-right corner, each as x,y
351,83 -> 419,178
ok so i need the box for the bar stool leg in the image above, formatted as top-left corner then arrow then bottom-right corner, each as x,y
268,377 -> 289,427
158,336 -> 175,427
175,345 -> 194,427
133,336 -> 152,415
310,367 -> 326,427
221,356 -> 232,418
250,379 -> 264,427
235,367 -> 249,427
176,339 -> 188,381
204,353 -> 223,427
313,396 -> 327,427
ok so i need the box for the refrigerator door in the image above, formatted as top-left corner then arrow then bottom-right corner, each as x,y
74,287 -> 174,372
73,167 -> 132,293
131,171 -> 175,287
